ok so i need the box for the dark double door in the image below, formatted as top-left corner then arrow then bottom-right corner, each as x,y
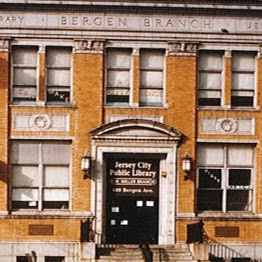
105,155 -> 160,244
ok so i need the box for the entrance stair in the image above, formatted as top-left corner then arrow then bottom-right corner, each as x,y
96,244 -> 198,262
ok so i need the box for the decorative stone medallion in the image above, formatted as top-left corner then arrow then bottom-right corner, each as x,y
29,114 -> 52,130
216,118 -> 238,133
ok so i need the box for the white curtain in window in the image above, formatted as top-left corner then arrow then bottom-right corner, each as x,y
46,48 -> 71,67
11,141 -> 39,164
107,49 -> 131,68
12,165 -> 38,187
47,69 -> 70,86
13,47 -> 37,66
199,72 -> 221,90
140,50 -> 164,69
42,142 -> 71,164
232,73 -> 254,90
228,144 -> 253,166
44,166 -> 69,187
197,144 -> 224,166
12,188 -> 38,201
43,189 -> 69,201
140,71 -> 163,88
198,52 -> 222,71
107,70 -> 130,87
232,52 -> 255,71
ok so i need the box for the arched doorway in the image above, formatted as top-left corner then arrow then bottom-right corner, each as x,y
90,119 -> 182,245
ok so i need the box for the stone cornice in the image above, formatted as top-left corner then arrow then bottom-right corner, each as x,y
1,2 -> 262,18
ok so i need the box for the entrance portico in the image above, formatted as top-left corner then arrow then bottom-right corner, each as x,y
90,119 -> 182,245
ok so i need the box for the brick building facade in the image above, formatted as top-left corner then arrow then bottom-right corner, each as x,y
1,0 -> 262,261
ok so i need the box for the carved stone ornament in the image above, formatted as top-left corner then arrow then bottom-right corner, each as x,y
0,39 -> 10,51
29,114 -> 52,130
74,39 -> 105,52
216,118 -> 238,133
168,42 -> 198,55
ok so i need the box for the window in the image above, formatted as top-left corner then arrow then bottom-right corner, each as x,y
105,48 -> 132,105
139,49 -> 164,106
46,47 -> 72,103
198,51 -> 223,106
11,141 -> 71,210
12,46 -> 38,103
12,45 -> 72,104
231,51 -> 256,107
197,144 -> 254,212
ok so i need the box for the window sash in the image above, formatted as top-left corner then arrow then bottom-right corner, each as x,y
12,46 -> 38,103
197,144 -> 254,213
106,48 -> 131,105
139,49 -> 164,106
11,141 -> 71,210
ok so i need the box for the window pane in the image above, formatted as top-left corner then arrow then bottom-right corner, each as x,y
11,141 -> 39,164
43,189 -> 69,200
46,88 -> 70,103
44,166 -> 69,187
107,70 -> 130,87
197,190 -> 223,211
228,144 -> 254,166
140,71 -> 163,88
197,144 -> 224,166
12,188 -> 38,201
232,73 -> 254,90
227,190 -> 251,211
139,89 -> 163,105
232,52 -> 255,71
46,47 -> 71,67
13,68 -> 37,86
13,46 -> 38,66
228,169 -> 251,187
47,69 -> 70,86
12,165 -> 39,187
13,87 -> 37,102
199,72 -> 221,90
198,169 -> 222,188
107,49 -> 131,68
42,142 -> 71,164
140,50 -> 164,69
198,51 -> 222,70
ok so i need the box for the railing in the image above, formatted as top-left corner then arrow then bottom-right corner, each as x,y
140,244 -> 153,262
187,220 -> 256,262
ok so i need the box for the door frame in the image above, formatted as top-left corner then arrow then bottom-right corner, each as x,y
105,153 -> 162,244
90,119 -> 182,245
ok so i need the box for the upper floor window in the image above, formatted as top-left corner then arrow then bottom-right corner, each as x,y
231,51 -> 256,107
105,48 -> 132,105
12,45 -> 72,105
11,140 -> 71,211
198,50 -> 223,107
12,46 -> 38,103
139,49 -> 165,106
46,46 -> 72,103
197,143 -> 254,213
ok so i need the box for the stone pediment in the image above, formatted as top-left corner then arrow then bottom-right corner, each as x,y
90,119 -> 182,143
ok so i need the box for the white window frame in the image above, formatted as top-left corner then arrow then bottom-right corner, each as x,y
231,51 -> 257,108
139,48 -> 165,107
197,143 -> 255,213
11,45 -> 39,104
197,50 -> 224,107
11,140 -> 71,211
46,46 -> 72,104
105,47 -> 132,106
